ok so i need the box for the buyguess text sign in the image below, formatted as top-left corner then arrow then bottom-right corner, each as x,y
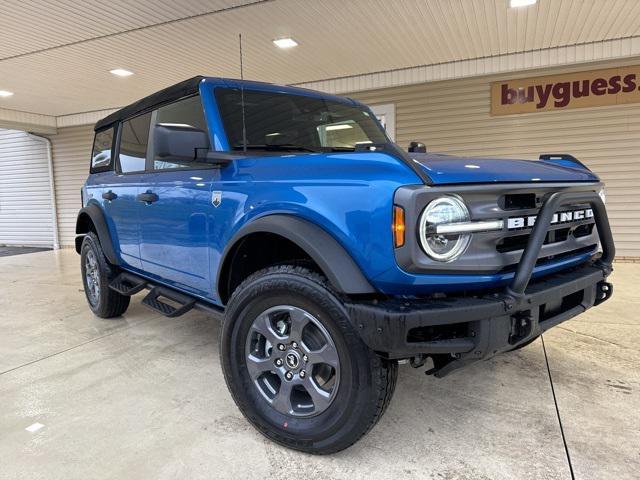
491,65 -> 640,115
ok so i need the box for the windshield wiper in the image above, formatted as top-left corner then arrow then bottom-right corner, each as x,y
327,146 -> 355,152
232,144 -> 319,152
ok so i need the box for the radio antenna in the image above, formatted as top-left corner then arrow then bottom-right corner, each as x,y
239,33 -> 247,153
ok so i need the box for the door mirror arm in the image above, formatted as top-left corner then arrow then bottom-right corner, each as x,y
195,149 -> 238,167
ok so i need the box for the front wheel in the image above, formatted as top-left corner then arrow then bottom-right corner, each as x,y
220,265 -> 397,454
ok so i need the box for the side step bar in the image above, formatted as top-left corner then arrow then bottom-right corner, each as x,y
110,272 -> 148,296
142,286 -> 196,318
108,272 -> 223,318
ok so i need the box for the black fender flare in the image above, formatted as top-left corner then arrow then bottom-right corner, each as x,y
217,215 -> 376,300
75,204 -> 120,265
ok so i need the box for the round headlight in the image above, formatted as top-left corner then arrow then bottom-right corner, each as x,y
419,196 -> 471,262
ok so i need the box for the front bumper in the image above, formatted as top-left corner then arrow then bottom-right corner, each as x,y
347,190 -> 615,377
346,262 -> 612,376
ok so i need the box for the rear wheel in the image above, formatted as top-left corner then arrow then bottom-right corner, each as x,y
221,265 -> 397,454
80,232 -> 130,318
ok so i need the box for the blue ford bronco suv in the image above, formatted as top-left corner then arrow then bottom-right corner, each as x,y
77,76 -> 615,453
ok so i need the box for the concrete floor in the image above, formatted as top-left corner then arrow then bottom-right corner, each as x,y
0,250 -> 638,480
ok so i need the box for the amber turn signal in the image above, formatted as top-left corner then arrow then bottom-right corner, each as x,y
393,205 -> 405,247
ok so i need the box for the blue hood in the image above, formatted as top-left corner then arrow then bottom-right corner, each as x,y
408,153 -> 599,185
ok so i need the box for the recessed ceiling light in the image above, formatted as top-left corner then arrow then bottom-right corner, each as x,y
0,90 -> 14,97
110,68 -> 134,77
273,38 -> 298,49
510,0 -> 537,7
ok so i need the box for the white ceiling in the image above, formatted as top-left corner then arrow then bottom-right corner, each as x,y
2,0 -> 640,117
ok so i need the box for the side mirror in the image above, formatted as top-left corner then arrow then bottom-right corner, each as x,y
154,123 -> 209,161
408,141 -> 427,153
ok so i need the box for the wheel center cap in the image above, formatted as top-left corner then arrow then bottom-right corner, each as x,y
285,352 -> 300,369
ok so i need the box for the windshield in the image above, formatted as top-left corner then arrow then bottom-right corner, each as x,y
215,88 -> 389,152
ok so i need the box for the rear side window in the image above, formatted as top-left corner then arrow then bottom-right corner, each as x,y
90,128 -> 114,173
118,112 -> 151,173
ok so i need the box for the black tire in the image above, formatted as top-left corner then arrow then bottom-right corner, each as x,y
220,265 -> 397,454
80,232 -> 130,318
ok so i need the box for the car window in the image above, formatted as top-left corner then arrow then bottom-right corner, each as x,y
215,88 -> 389,152
150,96 -> 212,171
90,128 -> 114,172
118,112 -> 151,173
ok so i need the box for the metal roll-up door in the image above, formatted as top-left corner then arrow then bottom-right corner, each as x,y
0,128 -> 55,247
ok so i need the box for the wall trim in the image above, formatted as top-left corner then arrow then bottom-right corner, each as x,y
0,108 -> 57,134
294,37 -> 640,94
56,108 -> 119,129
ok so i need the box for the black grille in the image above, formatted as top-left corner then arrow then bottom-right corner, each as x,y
497,227 -> 574,253
497,245 -> 598,273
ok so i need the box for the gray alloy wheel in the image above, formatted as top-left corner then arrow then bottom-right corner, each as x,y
84,249 -> 100,306
245,305 -> 340,417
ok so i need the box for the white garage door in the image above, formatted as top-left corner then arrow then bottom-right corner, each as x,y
0,129 -> 55,247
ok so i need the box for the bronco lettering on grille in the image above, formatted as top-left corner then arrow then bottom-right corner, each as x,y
507,208 -> 594,230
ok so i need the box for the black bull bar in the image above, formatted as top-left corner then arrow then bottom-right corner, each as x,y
506,190 -> 614,301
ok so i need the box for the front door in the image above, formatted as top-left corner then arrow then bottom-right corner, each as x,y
138,170 -> 213,297
136,95 -> 216,297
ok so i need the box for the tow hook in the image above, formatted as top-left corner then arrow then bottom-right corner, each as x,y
595,282 -> 613,305
509,310 -> 533,345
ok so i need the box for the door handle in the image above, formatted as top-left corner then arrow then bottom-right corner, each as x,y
137,191 -> 159,204
102,191 -> 117,201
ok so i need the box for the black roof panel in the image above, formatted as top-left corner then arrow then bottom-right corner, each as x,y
94,76 -> 205,131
